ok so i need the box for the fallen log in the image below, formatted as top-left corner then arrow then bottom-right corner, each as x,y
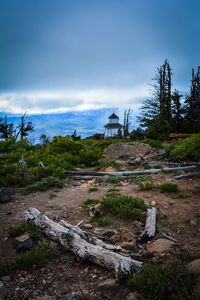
174,172 -> 200,180
24,208 -> 142,278
64,165 -> 198,179
137,207 -> 157,242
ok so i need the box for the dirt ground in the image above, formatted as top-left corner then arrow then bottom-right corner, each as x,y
0,172 -> 200,299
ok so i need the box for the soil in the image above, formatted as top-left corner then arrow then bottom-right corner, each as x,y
0,171 -> 200,299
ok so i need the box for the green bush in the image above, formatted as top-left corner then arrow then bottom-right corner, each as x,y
83,198 -> 99,208
0,242 -> 57,276
88,187 -> 98,193
141,139 -> 163,148
92,216 -> 111,227
8,223 -> 41,239
106,175 -> 121,185
159,182 -> 179,193
139,179 -> 155,190
171,134 -> 200,161
101,192 -> 146,220
22,176 -> 64,195
128,263 -> 197,300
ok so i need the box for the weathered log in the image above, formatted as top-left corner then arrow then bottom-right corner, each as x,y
138,207 -> 157,242
24,208 -> 142,278
174,172 -> 200,180
64,165 -> 198,179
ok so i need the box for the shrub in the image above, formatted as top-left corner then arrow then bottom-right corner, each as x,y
88,187 -> 98,193
139,179 -> 155,190
171,134 -> 200,161
106,175 -> 121,185
128,263 -> 197,300
141,139 -> 163,148
159,182 -> 179,193
0,242 -> 57,276
8,223 -> 41,239
83,198 -> 99,208
101,193 -> 146,220
92,216 -> 111,227
22,177 -> 64,195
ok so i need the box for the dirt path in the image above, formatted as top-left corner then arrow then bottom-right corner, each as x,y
0,173 -> 200,299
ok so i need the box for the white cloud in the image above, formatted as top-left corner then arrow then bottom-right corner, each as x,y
0,85 -> 149,115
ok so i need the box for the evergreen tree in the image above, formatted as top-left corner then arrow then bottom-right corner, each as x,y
171,89 -> 184,132
0,115 -> 15,139
185,67 -> 200,132
139,59 -> 172,138
123,108 -> 131,137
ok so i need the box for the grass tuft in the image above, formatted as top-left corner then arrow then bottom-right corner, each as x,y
159,182 -> 179,193
101,192 -> 146,221
88,187 -> 98,193
91,216 -> 111,227
8,223 -> 41,239
22,176 -> 64,195
128,263 -> 197,300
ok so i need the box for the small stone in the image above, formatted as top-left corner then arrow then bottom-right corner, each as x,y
151,200 -> 156,206
147,238 -> 174,253
187,259 -> 200,274
0,287 -> 9,300
42,279 -> 46,285
36,296 -> 56,300
1,276 -> 11,282
120,240 -> 137,251
190,220 -> 197,226
98,278 -> 117,289
101,229 -> 117,238
93,228 -> 103,235
133,221 -> 142,228
126,291 -> 141,300
15,233 -> 30,243
83,223 -> 93,229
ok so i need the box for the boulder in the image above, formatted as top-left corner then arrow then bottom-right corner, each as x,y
82,224 -> 93,230
120,240 -> 138,252
147,238 -> 174,253
187,259 -> 200,274
0,188 -> 13,204
98,278 -> 117,289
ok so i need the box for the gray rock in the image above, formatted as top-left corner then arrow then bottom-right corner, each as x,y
0,188 -> 13,204
101,229 -> 117,238
1,276 -> 11,282
126,291 -> 141,300
98,278 -> 117,289
83,223 -> 93,230
190,220 -> 197,226
16,238 -> 33,253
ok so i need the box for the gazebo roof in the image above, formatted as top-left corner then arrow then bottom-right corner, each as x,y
108,113 -> 119,119
104,123 -> 123,129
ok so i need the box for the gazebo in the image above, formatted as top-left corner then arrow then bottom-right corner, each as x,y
104,113 -> 123,137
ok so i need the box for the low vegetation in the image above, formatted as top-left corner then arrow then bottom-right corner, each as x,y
101,192 -> 146,221
128,263 -> 198,300
0,242 -> 58,276
171,134 -> 200,161
21,176 -> 64,195
159,182 -> 179,193
91,216 -> 111,227
138,178 -> 155,190
88,187 -> 98,193
105,175 -> 121,185
8,222 -> 41,239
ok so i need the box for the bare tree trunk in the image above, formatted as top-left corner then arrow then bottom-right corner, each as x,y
138,207 -> 157,242
24,208 -> 142,278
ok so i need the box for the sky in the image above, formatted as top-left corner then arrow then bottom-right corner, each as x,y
0,0 -> 200,122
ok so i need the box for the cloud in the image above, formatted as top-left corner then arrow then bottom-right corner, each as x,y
0,85 -> 149,115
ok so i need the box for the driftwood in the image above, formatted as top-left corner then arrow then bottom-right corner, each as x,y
138,207 -> 157,242
64,165 -> 198,179
24,208 -> 142,278
174,172 -> 200,180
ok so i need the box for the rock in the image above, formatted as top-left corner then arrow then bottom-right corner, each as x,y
187,259 -> 200,274
16,237 -> 33,253
120,240 -> 138,251
190,220 -> 197,226
126,291 -> 141,300
147,238 -> 174,253
83,224 -> 93,230
93,228 -> 103,235
129,157 -> 142,166
133,221 -> 142,228
15,233 -> 30,243
98,278 -> 117,289
0,188 -> 13,203
151,200 -> 156,206
0,287 -> 9,300
101,229 -> 117,238
104,166 -> 117,172
1,276 -> 11,282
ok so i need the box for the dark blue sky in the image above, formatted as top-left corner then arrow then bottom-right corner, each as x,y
0,0 -> 200,115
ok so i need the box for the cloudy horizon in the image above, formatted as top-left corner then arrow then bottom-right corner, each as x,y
0,0 -> 200,119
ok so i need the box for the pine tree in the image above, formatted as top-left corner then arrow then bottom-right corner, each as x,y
171,89 -> 183,132
185,67 -> 200,132
16,113 -> 34,140
0,115 -> 15,139
139,59 -> 172,138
